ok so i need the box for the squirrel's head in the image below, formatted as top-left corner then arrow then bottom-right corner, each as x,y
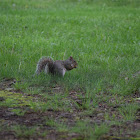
69,56 -> 78,68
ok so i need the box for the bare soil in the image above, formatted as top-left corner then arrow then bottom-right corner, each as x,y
0,78 -> 140,140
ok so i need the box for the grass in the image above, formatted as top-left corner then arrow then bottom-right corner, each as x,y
118,103 -> 139,121
1,0 -> 140,95
12,125 -> 37,138
0,0 -> 140,139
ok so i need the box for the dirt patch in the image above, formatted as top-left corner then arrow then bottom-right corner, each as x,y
0,78 -> 140,140
0,78 -> 16,88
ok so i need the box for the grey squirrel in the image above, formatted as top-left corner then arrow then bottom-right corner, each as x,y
35,56 -> 78,77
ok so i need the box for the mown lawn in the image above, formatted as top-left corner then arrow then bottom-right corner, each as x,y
0,0 -> 140,139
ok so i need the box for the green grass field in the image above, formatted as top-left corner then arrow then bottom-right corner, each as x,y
0,0 -> 140,139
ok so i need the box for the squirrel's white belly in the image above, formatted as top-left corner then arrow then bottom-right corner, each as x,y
62,68 -> 66,77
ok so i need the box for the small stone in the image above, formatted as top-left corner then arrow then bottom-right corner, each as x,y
95,120 -> 102,124
125,77 -> 129,81
97,113 -> 104,117
105,120 -> 111,124
12,3 -> 16,7
5,88 -> 14,91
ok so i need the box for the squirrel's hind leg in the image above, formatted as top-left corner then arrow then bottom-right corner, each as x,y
62,68 -> 66,77
58,68 -> 66,77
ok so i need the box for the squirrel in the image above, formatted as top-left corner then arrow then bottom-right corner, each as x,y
35,56 -> 78,77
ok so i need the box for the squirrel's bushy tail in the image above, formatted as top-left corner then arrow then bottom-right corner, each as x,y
35,57 -> 53,75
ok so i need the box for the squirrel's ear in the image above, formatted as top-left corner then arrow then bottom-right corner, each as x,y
69,56 -> 73,60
